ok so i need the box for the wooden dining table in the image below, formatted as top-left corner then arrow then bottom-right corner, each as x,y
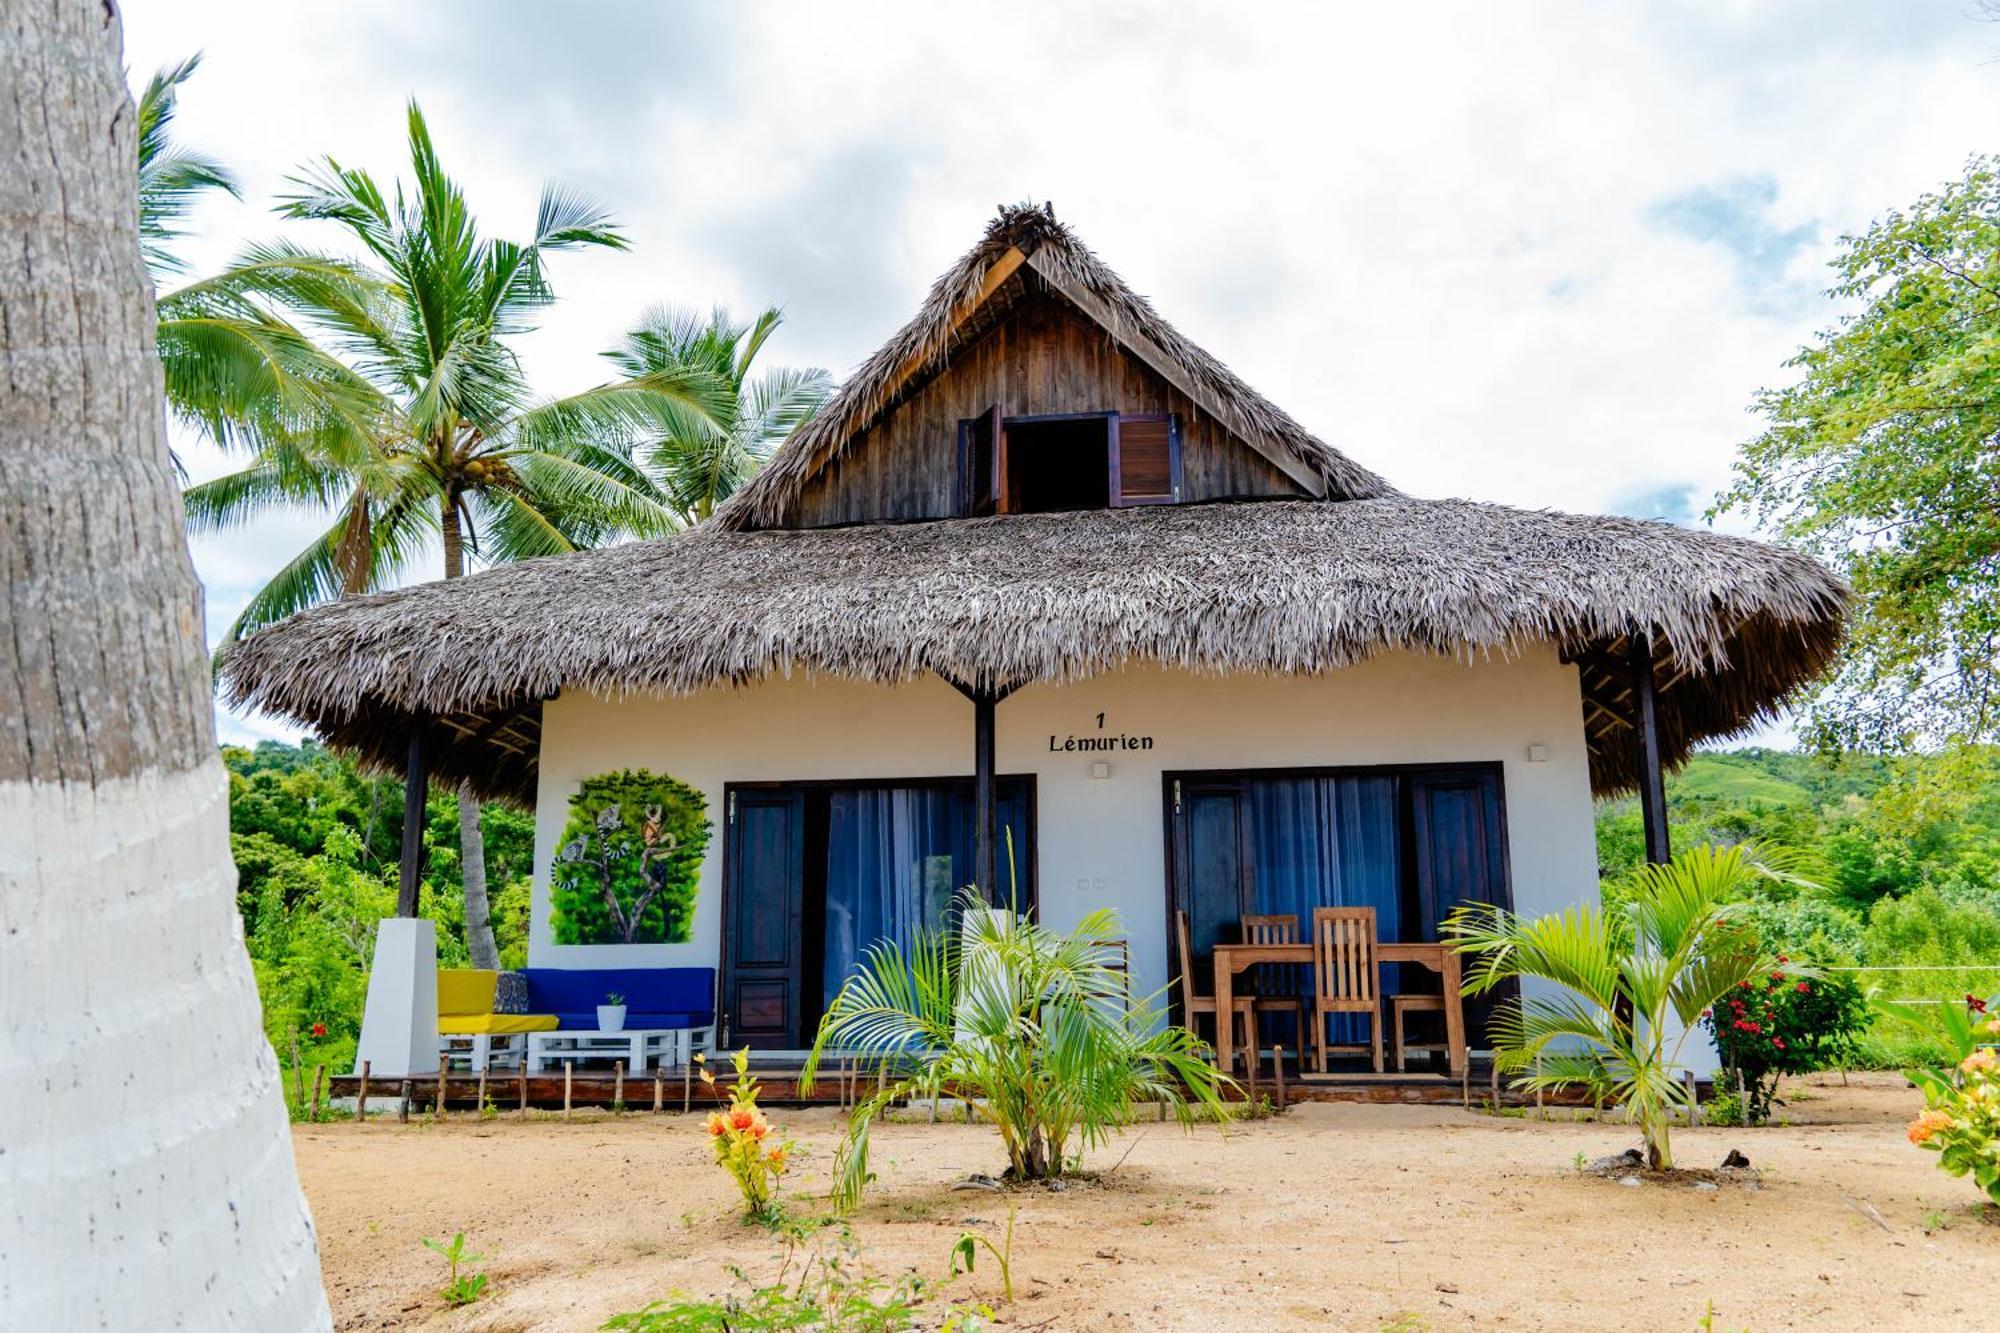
1210,940 -> 1468,1078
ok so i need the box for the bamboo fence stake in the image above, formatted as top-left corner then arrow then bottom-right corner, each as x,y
1489,1058 -> 1500,1113
518,1066 -> 529,1118
563,1061 -> 574,1120
1534,1053 -> 1544,1120
613,1060 -> 625,1114
398,1079 -> 411,1123
437,1065 -> 449,1119
653,1068 -> 664,1114
310,1065 -> 325,1121
682,1061 -> 692,1114
1461,1060 -> 1471,1110
355,1061 -> 370,1125
1685,1070 -> 1699,1126
1273,1045 -> 1286,1112
1245,1046 -> 1258,1115
476,1068 -> 489,1118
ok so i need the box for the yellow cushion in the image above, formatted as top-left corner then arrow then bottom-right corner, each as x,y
440,1013 -> 560,1035
438,968 -> 499,1017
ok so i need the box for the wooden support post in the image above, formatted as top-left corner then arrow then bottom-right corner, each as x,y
1461,1059 -> 1471,1110
355,1060 -> 370,1124
398,1079 -> 411,1123
941,675 -> 1016,903
682,1061 -> 692,1114
1245,1046 -> 1258,1114
1685,1070 -> 1699,1126
437,1065 -> 449,1119
1273,1045 -> 1286,1112
475,1068 -> 488,1117
563,1061 -> 574,1120
613,1060 -> 625,1113
974,691 -> 996,901
1534,1053 -> 1545,1120
310,1065 -> 326,1121
1630,633 -> 1671,867
518,1067 -> 529,1118
1489,1058 -> 1500,1112
397,729 -> 429,917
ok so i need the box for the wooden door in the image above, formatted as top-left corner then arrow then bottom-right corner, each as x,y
1409,770 -> 1511,1042
1168,779 -> 1251,1008
722,789 -> 806,1049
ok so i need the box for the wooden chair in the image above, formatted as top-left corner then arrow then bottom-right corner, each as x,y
1391,993 -> 1449,1072
1310,906 -> 1384,1074
1241,914 -> 1305,1070
1174,910 -> 1254,1072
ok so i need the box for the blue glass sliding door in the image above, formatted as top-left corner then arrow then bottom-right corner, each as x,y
1170,765 -> 1509,1054
821,782 -> 1031,1012
723,776 -> 1032,1049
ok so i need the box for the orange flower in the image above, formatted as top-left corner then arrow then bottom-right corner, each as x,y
729,1106 -> 756,1131
750,1122 -> 768,1140
706,1112 -> 727,1137
1960,1048 -> 1997,1075
1907,1110 -> 1953,1145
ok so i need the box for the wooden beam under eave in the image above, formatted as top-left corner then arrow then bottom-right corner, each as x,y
1022,248 -> 1330,499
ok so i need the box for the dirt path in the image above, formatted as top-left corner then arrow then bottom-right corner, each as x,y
295,1073 -> 1992,1331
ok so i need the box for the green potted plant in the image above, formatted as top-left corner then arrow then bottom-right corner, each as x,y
598,992 -> 627,1032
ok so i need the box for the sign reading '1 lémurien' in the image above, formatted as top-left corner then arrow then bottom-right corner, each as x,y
1048,712 -> 1155,752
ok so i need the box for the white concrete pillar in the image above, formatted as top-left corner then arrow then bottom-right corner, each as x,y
353,917 -> 439,1078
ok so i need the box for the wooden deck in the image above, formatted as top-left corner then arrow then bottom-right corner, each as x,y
320,1056 -> 1598,1115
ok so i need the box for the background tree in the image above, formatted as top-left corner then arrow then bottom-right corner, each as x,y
0,3 -> 327,1323
184,102 -> 723,967
1718,155 -> 2000,751
607,305 -> 831,522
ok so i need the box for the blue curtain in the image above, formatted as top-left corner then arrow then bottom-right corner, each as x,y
1245,776 -> 1401,1045
821,783 -> 1029,1010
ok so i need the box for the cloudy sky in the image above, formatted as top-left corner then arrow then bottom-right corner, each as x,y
123,1 -> 1999,745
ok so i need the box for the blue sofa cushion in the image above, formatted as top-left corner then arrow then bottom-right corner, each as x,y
520,967 -> 715,1031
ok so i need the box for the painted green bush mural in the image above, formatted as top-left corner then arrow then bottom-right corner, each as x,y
550,770 -> 710,945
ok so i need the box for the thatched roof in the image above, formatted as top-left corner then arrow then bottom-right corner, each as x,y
717,203 -> 1397,530
220,497 -> 1845,807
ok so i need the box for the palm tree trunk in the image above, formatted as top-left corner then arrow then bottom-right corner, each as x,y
0,4 -> 329,1326
438,493 -> 500,968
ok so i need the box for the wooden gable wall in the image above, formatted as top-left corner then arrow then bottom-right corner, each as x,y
791,292 -> 1308,528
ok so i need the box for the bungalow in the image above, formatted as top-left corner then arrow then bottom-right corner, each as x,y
224,204 -> 1845,1080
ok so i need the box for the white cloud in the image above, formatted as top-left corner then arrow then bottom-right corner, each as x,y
119,0 -> 2000,747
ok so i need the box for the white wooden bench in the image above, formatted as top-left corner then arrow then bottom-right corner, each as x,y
526,1025 -> 713,1073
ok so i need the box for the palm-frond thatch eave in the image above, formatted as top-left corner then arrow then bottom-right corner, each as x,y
715,203 -> 1397,531
219,498 -> 1846,807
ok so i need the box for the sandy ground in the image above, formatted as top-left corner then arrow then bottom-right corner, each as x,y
295,1072 -> 1995,1331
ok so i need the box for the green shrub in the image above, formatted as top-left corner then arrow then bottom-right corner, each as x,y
550,770 -> 710,945
1702,952 -> 1868,1123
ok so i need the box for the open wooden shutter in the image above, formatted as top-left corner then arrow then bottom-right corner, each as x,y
1110,412 -> 1181,507
959,403 -> 1006,516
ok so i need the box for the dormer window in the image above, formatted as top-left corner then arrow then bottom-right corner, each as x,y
958,408 -> 1182,516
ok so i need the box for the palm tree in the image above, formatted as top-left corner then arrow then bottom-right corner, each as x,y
135,53 -> 236,281
3,4 -> 327,1323
606,306 -> 831,522
1444,843 -> 1804,1171
185,102 -> 723,966
137,53 -> 382,485
804,893 -> 1232,1211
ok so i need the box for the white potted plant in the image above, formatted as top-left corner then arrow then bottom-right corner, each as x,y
597,992 -> 627,1032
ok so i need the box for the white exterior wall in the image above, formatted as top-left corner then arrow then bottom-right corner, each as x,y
529,646 -> 1602,1031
